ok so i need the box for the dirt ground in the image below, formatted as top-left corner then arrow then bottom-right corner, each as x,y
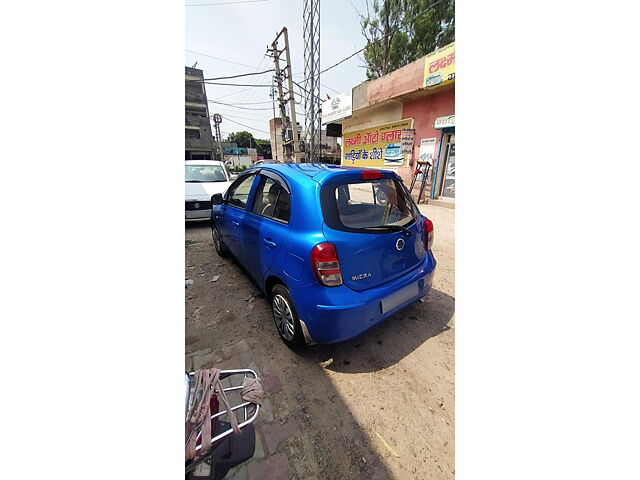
185,203 -> 454,479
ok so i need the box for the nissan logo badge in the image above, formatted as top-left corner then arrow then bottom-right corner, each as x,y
395,238 -> 405,251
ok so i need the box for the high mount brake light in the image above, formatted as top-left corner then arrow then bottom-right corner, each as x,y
361,170 -> 382,180
424,218 -> 434,251
311,243 -> 343,287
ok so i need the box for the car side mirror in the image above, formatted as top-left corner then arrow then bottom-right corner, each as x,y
211,193 -> 224,205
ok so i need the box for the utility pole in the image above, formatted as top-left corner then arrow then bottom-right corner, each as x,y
267,27 -> 300,163
270,78 -> 279,161
282,28 -> 300,163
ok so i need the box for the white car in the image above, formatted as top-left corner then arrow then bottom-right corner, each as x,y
185,160 -> 232,221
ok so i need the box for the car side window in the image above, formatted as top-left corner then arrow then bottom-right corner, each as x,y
251,176 -> 290,223
226,174 -> 255,209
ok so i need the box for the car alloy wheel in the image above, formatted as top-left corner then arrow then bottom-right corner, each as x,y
211,225 -> 229,257
272,294 -> 295,341
212,227 -> 221,250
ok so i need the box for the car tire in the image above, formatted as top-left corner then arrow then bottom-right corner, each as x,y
211,225 -> 229,257
270,284 -> 306,349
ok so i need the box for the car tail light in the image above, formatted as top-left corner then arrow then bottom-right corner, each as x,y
424,218 -> 434,251
361,170 -> 382,180
311,243 -> 343,287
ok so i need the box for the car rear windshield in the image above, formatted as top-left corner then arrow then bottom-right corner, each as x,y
185,165 -> 228,183
321,178 -> 418,233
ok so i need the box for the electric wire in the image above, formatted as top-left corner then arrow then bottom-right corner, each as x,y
222,116 -> 270,135
186,70 -> 275,82
208,100 -> 274,111
185,49 -> 258,69
202,81 -> 273,87
301,0 -> 452,82
186,0 -> 269,6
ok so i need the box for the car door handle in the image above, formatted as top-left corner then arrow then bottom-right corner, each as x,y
231,220 -> 240,226
263,238 -> 277,249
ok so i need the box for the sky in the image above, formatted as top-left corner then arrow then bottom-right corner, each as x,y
185,0 -> 372,141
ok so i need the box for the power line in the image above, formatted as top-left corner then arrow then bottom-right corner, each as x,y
214,99 -> 273,105
187,70 -> 275,82
186,0 -> 269,6
322,83 -> 341,94
222,116 -> 270,135
203,81 -> 273,87
207,100 -> 274,111
303,0 -> 451,82
292,80 -> 323,103
185,49 -> 259,69
219,112 -> 270,123
234,55 -> 270,105
209,106 -> 271,120
209,87 -> 253,100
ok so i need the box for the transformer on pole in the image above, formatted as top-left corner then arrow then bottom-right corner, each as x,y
303,0 -> 321,164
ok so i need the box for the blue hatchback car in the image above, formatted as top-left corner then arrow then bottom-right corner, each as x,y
210,164 -> 436,348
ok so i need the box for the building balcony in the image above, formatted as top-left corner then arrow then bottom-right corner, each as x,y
185,91 -> 207,104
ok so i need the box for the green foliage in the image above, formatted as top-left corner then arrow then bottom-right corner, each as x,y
225,131 -> 255,148
225,131 -> 272,158
359,0 -> 455,79
254,139 -> 272,158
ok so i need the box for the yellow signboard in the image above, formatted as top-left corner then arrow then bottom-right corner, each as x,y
423,42 -> 455,89
342,119 -> 414,167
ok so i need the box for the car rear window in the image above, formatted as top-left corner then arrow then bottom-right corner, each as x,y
321,178 -> 418,233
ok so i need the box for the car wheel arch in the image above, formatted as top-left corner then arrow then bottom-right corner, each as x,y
264,275 -> 288,299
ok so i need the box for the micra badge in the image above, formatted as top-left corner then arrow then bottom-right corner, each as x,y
352,273 -> 372,281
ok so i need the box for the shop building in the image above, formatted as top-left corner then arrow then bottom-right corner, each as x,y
330,43 -> 455,204
185,66 -> 215,160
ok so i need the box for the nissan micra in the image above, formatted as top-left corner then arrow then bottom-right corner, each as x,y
210,164 -> 436,348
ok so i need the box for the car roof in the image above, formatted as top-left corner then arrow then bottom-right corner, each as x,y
246,163 -> 397,187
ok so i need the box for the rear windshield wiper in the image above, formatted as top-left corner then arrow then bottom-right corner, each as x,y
361,225 -> 412,236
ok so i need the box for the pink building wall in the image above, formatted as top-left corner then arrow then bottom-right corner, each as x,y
397,88 -> 455,185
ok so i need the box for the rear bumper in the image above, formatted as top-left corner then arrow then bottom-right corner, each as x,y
292,252 -> 436,344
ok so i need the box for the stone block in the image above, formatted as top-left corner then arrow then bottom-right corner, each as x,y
261,373 -> 282,395
192,350 -> 223,370
224,463 -> 248,480
221,339 -> 250,359
185,356 -> 194,372
254,428 -> 265,459
258,397 -> 274,423
247,453 -> 292,480
260,419 -> 302,455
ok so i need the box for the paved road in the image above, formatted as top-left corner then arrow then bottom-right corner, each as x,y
185,203 -> 454,479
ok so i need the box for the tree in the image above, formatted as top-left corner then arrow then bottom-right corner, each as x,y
254,139 -> 272,158
225,131 -> 256,148
225,131 -> 272,158
359,0 -> 454,80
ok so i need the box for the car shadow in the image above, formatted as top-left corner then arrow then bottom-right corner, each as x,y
298,288 -> 454,373
219,247 -> 455,375
185,219 -> 210,229
186,222 -> 454,478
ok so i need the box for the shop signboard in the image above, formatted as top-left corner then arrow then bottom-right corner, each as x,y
342,118 -> 414,167
321,90 -> 353,125
401,128 -> 416,155
418,138 -> 437,165
434,115 -> 455,129
423,42 -> 455,89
